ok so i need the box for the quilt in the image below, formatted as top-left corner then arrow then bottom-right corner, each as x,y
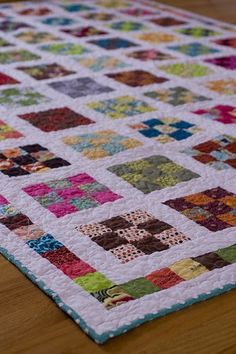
0,0 -> 236,344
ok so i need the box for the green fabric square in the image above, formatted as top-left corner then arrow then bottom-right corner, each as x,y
74,272 -> 114,292
120,277 -> 159,298
216,245 -> 236,264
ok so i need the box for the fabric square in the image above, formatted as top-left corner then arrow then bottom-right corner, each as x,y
182,135 -> 236,170
120,278 -> 159,298
76,55 -> 129,72
0,87 -> 49,109
88,95 -> 155,119
0,213 -> 32,231
16,31 -> 60,44
146,267 -> 184,289
61,4 -> 94,12
205,56 -> 236,70
91,285 -> 134,310
176,27 -> 220,37
41,17 -> 75,26
192,105 -> 236,124
0,37 -> 12,47
144,86 -> 210,106
205,79 -> 236,95
164,187 -> 236,231
78,208 -> 189,262
106,70 -> 168,87
82,12 -> 116,21
26,234 -> 64,255
89,37 -> 138,50
129,117 -> 200,143
0,144 -> 70,177
17,63 -> 75,80
19,107 -> 94,132
108,21 -> 146,31
74,272 -> 114,293
193,252 -> 230,270
49,77 -> 113,98
136,32 -> 178,44
168,42 -> 219,57
170,258 -> 209,280
62,26 -> 108,37
39,43 -> 90,56
14,224 -> 45,240
216,245 -> 236,263
63,130 -> 142,159
0,50 -> 40,64
126,49 -> 175,61
150,17 -> 186,27
0,20 -> 32,32
159,62 -> 213,78
108,155 -> 199,193
60,259 -> 96,279
213,37 -> 236,49
23,173 -> 122,218
120,8 -> 156,16
0,120 -> 23,141
17,7 -> 52,16
0,73 -> 19,85
110,244 -> 145,263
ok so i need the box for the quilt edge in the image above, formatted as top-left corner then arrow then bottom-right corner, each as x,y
1,245 -> 235,344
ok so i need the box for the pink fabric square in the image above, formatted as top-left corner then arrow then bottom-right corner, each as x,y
57,187 -> 85,200
47,201 -> 78,217
23,183 -> 52,197
68,173 -> 96,185
92,190 -> 121,204
0,195 -> 9,205
59,259 -> 96,279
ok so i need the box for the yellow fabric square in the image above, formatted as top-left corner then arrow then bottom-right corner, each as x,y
170,258 -> 208,280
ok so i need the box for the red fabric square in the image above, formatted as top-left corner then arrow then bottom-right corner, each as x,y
146,267 -> 184,289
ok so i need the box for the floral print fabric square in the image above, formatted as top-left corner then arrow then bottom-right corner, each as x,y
23,173 -> 122,218
182,135 -> 236,170
163,187 -> 236,231
129,117 -> 201,143
17,63 -> 75,80
0,87 -> 49,108
144,86 -> 209,106
0,120 -> 23,141
106,70 -> 168,87
63,130 -> 142,159
78,209 -> 190,263
108,155 -> 199,193
0,144 -> 70,177
0,50 -> 40,64
168,42 -> 219,57
19,107 -> 94,132
88,96 -> 155,119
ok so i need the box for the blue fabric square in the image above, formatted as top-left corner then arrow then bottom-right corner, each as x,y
169,129 -> 192,140
143,118 -> 163,127
89,37 -> 138,50
140,128 -> 161,138
26,234 -> 64,255
171,121 -> 194,129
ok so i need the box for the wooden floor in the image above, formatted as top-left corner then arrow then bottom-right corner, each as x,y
1,1 -> 236,354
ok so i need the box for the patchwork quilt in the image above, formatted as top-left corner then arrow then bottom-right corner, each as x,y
0,0 -> 236,344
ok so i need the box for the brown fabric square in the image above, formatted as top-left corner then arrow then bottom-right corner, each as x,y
106,70 -> 168,87
193,252 -> 230,270
93,232 -> 127,250
150,17 -> 186,27
0,213 -> 32,231
134,236 -> 169,254
101,216 -> 133,231
137,219 -> 172,234
194,154 -> 217,163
